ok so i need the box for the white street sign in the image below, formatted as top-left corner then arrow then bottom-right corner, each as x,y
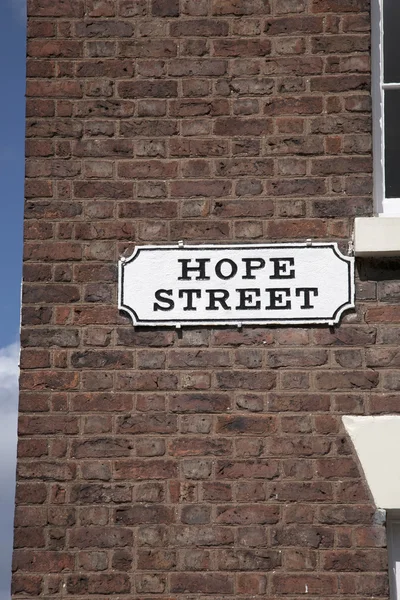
118,243 -> 354,327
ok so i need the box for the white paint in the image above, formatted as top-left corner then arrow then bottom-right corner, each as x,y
371,0 -> 384,215
119,242 -> 354,327
387,517 -> 400,600
343,415 -> 400,509
354,217 -> 400,255
371,0 -> 400,216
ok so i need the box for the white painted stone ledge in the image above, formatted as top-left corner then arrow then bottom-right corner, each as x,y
354,217 -> 400,256
343,415 -> 400,509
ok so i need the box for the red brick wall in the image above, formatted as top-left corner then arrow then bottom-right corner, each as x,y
14,0 -> 393,598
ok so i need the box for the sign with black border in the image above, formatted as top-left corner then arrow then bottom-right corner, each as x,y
118,242 -> 354,327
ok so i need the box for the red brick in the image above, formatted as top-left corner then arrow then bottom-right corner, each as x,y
171,573 -> 233,594
170,179 -> 231,197
322,549 -> 387,572
75,20 -> 133,37
213,39 -> 271,57
271,482 -> 334,502
316,458 -> 359,479
137,549 -> 177,569
28,0 -> 84,16
117,413 -> 177,434
315,370 -> 379,390
12,574 -> 43,596
13,550 -> 74,572
152,0 -> 179,16
215,118 -> 273,136
216,415 -> 277,435
266,15 -> 323,34
216,460 -> 279,479
272,573 -> 338,594
170,393 -> 231,413
27,80 -> 82,98
169,59 -> 227,77
114,460 -> 177,480
171,19 -> 228,36
312,0 -> 369,12
170,438 -> 232,456
116,505 -> 174,525
69,527 -> 133,548
212,0 -> 271,15
216,371 -> 276,390
76,59 -> 134,78
217,505 -> 280,524
28,40 -> 83,58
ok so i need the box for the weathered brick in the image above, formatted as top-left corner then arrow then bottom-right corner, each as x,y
267,349 -> 328,368
137,549 -> 177,569
117,413 -> 177,434
152,0 -> 179,16
213,39 -> 271,57
312,0 -> 369,12
169,58 -> 227,77
315,370 -> 379,390
16,3 -> 387,598
13,550 -> 74,573
28,0 -> 84,17
272,573 -> 338,595
322,549 -> 387,572
170,573 -> 233,594
217,505 -> 280,524
170,438 -> 232,456
217,460 -> 279,479
215,118 -> 273,136
212,0 -> 271,15
215,371 -> 276,390
114,460 -> 177,480
218,548 -> 281,570
69,527 -> 133,548
116,505 -> 174,524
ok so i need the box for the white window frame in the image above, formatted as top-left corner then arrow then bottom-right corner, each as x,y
387,512 -> 400,600
354,0 -> 400,255
372,0 -> 400,216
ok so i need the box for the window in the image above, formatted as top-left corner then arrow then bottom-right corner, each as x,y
372,0 -> 400,215
387,513 -> 400,599
354,0 -> 400,254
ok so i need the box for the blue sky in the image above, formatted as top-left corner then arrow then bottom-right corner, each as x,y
0,1 -> 26,598
0,0 -> 26,348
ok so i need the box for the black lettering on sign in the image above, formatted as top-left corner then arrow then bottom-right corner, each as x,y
242,258 -> 266,280
296,287 -> 318,309
269,258 -> 295,280
178,259 -> 210,281
265,288 -> 291,310
154,289 -> 174,311
178,289 -> 201,311
215,259 -> 238,280
206,289 -> 231,311
236,288 -> 261,310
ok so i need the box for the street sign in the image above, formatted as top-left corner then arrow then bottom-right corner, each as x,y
118,242 -> 354,327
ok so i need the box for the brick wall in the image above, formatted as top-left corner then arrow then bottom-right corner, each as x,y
13,0 -> 394,598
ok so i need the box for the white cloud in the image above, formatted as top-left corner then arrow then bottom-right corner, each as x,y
0,342 -> 19,600
0,342 -> 19,399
